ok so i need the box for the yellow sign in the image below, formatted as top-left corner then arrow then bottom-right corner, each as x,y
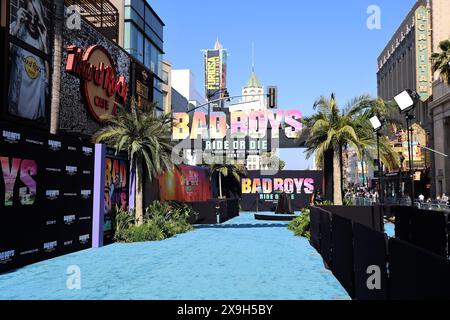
24,56 -> 40,79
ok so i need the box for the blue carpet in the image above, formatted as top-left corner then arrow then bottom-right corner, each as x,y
0,212 -> 349,300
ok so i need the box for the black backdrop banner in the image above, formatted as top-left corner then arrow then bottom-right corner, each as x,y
241,170 -> 323,211
0,122 -> 95,273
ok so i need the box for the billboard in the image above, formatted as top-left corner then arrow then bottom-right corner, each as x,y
159,165 -> 212,203
205,50 -> 221,101
104,150 -> 129,242
9,0 -> 53,54
241,171 -> 323,211
172,109 -> 303,163
0,122 -> 95,273
6,0 -> 53,124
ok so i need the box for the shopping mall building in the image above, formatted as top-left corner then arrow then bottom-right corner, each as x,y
377,0 -> 450,198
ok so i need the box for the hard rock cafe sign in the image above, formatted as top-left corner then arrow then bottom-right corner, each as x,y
65,45 -> 128,122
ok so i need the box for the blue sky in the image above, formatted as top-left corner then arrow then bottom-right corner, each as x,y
150,0 -> 416,169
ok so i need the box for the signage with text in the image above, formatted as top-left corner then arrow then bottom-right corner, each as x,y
65,45 -> 129,122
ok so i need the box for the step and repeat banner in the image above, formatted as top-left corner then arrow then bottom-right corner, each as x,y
0,122 -> 95,273
241,170 -> 323,211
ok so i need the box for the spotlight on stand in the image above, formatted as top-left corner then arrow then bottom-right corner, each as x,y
369,115 -> 385,132
370,114 -> 386,204
394,89 -> 420,206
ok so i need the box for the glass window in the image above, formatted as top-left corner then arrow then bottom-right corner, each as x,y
162,71 -> 169,84
144,38 -> 152,70
125,22 -> 144,63
145,24 -> 163,50
129,0 -> 144,15
153,88 -> 163,110
145,5 -> 163,40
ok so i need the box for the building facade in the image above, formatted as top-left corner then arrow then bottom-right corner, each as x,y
171,69 -> 207,112
110,0 -> 165,111
377,0 -> 450,198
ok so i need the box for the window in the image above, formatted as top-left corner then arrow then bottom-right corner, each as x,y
144,38 -> 152,70
126,0 -> 144,15
124,22 -> 144,62
162,71 -> 169,85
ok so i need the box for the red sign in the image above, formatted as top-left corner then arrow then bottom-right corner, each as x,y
66,45 -> 128,122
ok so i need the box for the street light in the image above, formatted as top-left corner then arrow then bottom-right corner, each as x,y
370,115 -> 386,204
394,89 -> 420,205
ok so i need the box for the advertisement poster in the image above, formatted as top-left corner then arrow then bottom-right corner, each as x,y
8,43 -> 49,122
9,0 -> 52,54
0,122 -> 94,273
205,50 -> 221,101
159,165 -> 212,203
240,170 -> 323,211
104,151 -> 129,241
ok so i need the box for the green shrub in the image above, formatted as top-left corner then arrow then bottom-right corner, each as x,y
111,206 -> 135,242
128,222 -> 166,242
288,209 -> 311,239
113,201 -> 195,243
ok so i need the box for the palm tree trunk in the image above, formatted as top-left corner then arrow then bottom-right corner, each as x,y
333,151 -> 343,205
50,0 -> 64,134
135,156 -> 144,225
218,173 -> 223,199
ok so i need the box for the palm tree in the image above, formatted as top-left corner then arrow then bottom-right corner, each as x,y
431,39 -> 450,85
350,98 -> 401,172
302,94 -> 370,205
93,99 -> 174,225
303,94 -> 401,205
50,0 -> 65,134
207,159 -> 247,199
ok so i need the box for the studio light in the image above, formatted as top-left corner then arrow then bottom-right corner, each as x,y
394,90 -> 414,112
370,115 -> 383,131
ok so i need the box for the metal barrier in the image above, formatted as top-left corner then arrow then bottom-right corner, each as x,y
348,197 -> 450,212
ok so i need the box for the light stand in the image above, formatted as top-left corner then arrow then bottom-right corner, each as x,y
405,112 -> 416,205
370,115 -> 386,204
394,89 -> 419,207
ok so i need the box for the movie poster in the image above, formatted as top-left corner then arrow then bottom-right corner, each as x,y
159,165 -> 212,203
104,152 -> 129,241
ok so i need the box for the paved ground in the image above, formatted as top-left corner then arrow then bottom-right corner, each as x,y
0,213 -> 349,300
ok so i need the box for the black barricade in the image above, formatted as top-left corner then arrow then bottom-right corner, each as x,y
320,205 -> 383,232
393,205 -> 413,241
319,208 -> 332,266
393,206 -> 449,258
353,223 -> 388,300
189,199 -> 240,225
310,207 -> 321,253
226,199 -> 240,220
388,238 -> 450,300
411,209 -> 448,258
331,214 -> 354,298
190,201 -> 217,224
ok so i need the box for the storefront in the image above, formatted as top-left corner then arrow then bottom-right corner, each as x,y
0,1 -> 161,271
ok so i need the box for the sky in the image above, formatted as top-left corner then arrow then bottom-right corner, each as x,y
150,0 -> 417,169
